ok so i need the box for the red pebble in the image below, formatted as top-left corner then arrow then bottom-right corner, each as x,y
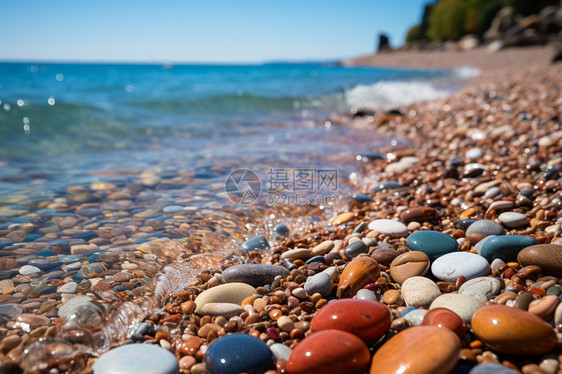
286,329 -> 370,374
310,299 -> 390,344
422,307 -> 467,339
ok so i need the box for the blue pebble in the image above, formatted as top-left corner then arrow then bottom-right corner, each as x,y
241,235 -> 270,251
72,273 -> 86,282
204,334 -> 272,374
70,231 -> 97,241
407,231 -> 458,261
479,235 -> 538,263
353,194 -> 372,203
0,241 -> 14,249
36,249 -> 57,257
401,306 -> 417,318
469,363 -> 517,374
504,286 -> 517,293
88,254 -> 101,263
25,233 -> 42,242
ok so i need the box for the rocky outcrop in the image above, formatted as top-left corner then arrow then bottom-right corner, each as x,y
377,33 -> 391,52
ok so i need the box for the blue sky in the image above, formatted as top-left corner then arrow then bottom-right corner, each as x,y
0,1 -> 428,63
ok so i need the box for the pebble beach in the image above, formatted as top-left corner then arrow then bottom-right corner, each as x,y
1,47 -> 562,374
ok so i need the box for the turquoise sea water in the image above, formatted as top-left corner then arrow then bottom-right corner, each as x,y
0,62 -> 463,205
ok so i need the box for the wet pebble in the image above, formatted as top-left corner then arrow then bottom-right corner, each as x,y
311,299 -> 390,344
304,272 -> 333,298
517,244 -> 562,277
93,344 -> 179,374
241,235 -> 270,251
471,304 -> 557,355
430,294 -> 483,323
465,220 -> 506,236
422,307 -> 466,339
367,219 -> 408,237
222,264 -> 289,287
195,283 -> 256,314
479,235 -> 537,263
204,334 -> 271,374
498,212 -> 528,229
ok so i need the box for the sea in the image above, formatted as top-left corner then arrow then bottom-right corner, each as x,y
0,61 -> 477,363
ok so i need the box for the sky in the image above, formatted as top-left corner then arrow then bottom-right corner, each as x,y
0,1 -> 429,63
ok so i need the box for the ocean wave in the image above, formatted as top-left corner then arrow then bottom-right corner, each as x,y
344,80 -> 450,111
453,65 -> 481,79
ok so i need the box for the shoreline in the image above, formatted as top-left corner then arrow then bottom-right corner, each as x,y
1,50 -> 562,373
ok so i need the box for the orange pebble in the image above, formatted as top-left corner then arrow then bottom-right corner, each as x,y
469,340 -> 483,349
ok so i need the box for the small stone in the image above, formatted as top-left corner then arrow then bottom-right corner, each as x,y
430,294 -> 483,323
402,309 -> 427,326
458,277 -> 502,303
343,240 -> 368,259
70,244 -> 98,255
270,343 -> 292,361
241,235 -> 270,251
331,212 -> 355,225
312,240 -> 334,255
19,265 -> 41,275
58,295 -> 94,317
466,220 -> 506,236
204,334 -> 271,374
469,363 -> 518,374
422,307 -> 466,339
465,147 -> 483,160
304,272 -> 333,298
57,282 -> 78,294
337,257 -> 380,298
222,264 -> 289,287
498,212 -> 528,229
195,283 -> 256,314
367,219 -> 408,237
431,252 -> 490,282
280,248 -> 312,260
15,313 -> 50,331
199,303 -> 245,318
389,251 -> 430,284
401,276 -> 441,307
272,224 -> 290,240
93,344 -> 179,374
355,289 -> 378,301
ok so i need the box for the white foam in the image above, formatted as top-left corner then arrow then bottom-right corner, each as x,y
454,65 -> 481,79
345,80 -> 450,111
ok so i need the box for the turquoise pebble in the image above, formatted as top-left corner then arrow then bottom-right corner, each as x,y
407,231 -> 458,261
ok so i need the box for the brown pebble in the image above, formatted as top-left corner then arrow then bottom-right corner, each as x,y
181,300 -> 196,315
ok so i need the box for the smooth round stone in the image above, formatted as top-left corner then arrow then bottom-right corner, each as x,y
390,251 -> 430,284
58,295 -> 94,317
355,289 -> 379,301
498,212 -> 528,229
465,220 -> 505,236
479,235 -> 537,263
19,265 -> 41,275
484,186 -> 501,199
371,248 -> 399,265
399,207 -> 437,223
312,240 -> 334,255
57,282 -> 78,294
222,264 -> 289,287
430,294 -> 484,323
406,231 -> 458,261
273,223 -> 290,239
204,334 -> 271,374
194,283 -> 256,314
431,252 -> 490,282
162,205 -> 184,213
353,194 -> 372,203
473,235 -> 495,255
371,181 -> 402,193
401,276 -> 441,307
369,326 -> 460,374
465,147 -> 483,160
93,344 -> 179,374
304,272 -> 333,298
469,363 -> 518,374
287,329 -> 370,374
471,304 -> 557,355
517,244 -> 562,277
198,303 -> 244,318
458,277 -> 502,303
422,307 -> 466,339
402,308 -> 427,326
310,299 -> 390,344
280,248 -> 312,260
337,257 -> 380,298
367,219 -> 408,237
344,240 -> 368,259
240,235 -> 270,251
270,343 -> 292,361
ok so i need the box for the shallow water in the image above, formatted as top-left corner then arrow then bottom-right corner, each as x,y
0,62 -> 467,365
